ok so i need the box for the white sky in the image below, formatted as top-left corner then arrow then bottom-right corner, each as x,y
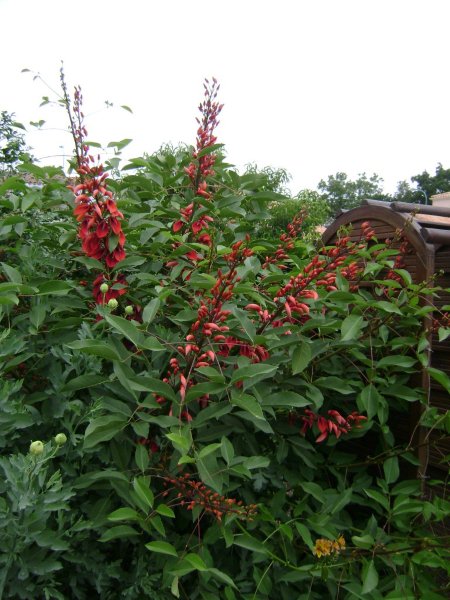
2,0 -> 449,195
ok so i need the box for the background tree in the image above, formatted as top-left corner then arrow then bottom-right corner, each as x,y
318,171 -> 389,215
0,111 -> 31,175
394,163 -> 450,204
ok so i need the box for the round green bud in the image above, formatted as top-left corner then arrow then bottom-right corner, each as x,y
54,433 -> 67,446
100,283 -> 109,294
107,298 -> 118,310
29,440 -> 44,456
124,305 -> 134,315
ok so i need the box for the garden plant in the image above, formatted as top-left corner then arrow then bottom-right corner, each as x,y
0,73 -> 449,599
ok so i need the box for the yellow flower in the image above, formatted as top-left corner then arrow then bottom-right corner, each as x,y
313,535 -> 345,558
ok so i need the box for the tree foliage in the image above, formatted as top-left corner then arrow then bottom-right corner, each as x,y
318,172 -> 388,215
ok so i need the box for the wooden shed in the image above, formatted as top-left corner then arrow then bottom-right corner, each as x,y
322,200 -> 450,486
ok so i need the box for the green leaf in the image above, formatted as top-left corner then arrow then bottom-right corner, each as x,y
133,477 -> 154,508
301,482 -> 325,503
184,553 -> 208,571
142,298 -> 160,324
361,559 -> 378,594
358,384 -> 382,420
373,300 -> 402,315
231,393 -> 265,420
294,522 -> 314,551
221,436 -> 234,465
377,355 -> 416,369
341,314 -> 365,341
66,340 -> 121,361
230,363 -> 278,385
262,391 -> 310,408
233,534 -> 268,555
198,443 -> 222,459
243,456 -> 270,470
145,541 -> 178,557
208,567 -> 238,589
108,507 -> 140,521
37,280 -> 73,295
105,314 -> 143,347
427,367 -> 450,393
63,374 -> 109,391
1,262 -> 22,284
155,504 -> 175,518
83,416 -> 126,449
99,525 -> 139,542
383,457 -> 400,484
292,343 -> 312,374
364,488 -> 389,510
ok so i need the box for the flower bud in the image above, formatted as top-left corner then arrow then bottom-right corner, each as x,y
29,440 -> 44,456
54,433 -> 67,446
107,298 -> 118,310
100,283 -> 109,294
124,305 -> 133,315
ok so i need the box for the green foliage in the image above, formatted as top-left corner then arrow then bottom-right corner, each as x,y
0,81 -> 449,599
394,163 -> 450,204
318,171 -> 389,215
0,111 -> 32,174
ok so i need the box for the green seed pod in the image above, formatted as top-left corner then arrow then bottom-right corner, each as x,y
100,283 -> 109,294
29,440 -> 44,456
54,433 -> 67,446
107,298 -> 118,310
124,305 -> 134,315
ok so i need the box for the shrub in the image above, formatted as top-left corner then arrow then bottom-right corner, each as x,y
0,75 -> 449,599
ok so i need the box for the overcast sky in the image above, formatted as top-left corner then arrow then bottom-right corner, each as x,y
2,0 -> 449,194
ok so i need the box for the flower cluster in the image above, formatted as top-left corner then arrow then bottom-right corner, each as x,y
313,535 -> 346,558
263,210 -> 306,270
300,409 -> 367,443
163,473 -> 257,523
62,74 -> 127,305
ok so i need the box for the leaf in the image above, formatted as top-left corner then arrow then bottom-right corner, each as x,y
155,504 -> 175,518
99,525 -> 139,542
142,298 -> 160,324
361,559 -> 378,594
108,507 -> 140,521
427,367 -> 450,393
358,384 -> 382,420
221,437 -> 234,465
262,391 -> 310,408
230,363 -> 278,385
383,456 -> 400,484
300,482 -> 325,503
37,280 -> 73,295
377,355 -> 416,369
243,456 -> 270,470
184,553 -> 208,571
295,522 -> 314,550
341,314 -> 365,341
121,105 -> 133,113
364,488 -> 389,510
231,308 -> 256,343
105,314 -> 144,347
63,374 -> 109,391
373,300 -> 402,315
83,416 -> 126,449
198,443 -> 222,459
292,343 -> 312,374
233,534 -> 268,555
231,393 -> 265,420
66,340 -> 121,361
208,567 -> 237,589
1,262 -> 22,284
133,477 -> 154,508
145,541 -> 178,557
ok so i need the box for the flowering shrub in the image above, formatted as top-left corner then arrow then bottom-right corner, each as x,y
0,75 -> 449,599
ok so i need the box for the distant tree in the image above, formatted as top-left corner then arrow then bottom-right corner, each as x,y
393,164 -> 450,204
0,111 -> 31,174
243,163 -> 291,195
317,171 -> 389,215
